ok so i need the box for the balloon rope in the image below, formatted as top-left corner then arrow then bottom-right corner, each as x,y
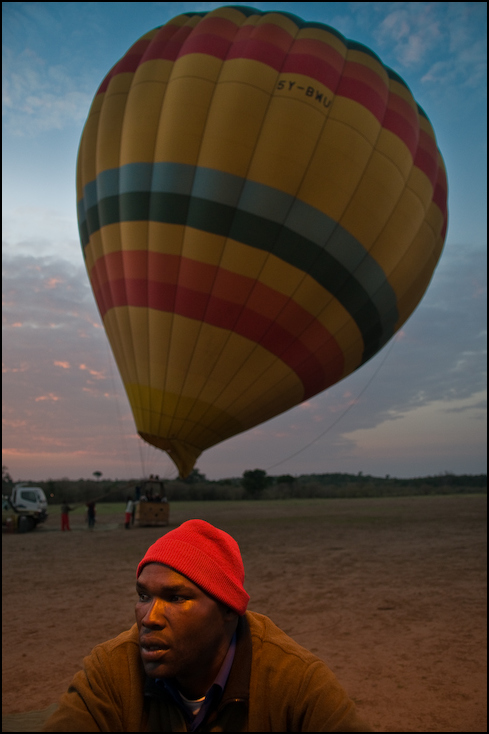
266,336 -> 397,472
104,341 -> 135,478
137,437 -> 146,479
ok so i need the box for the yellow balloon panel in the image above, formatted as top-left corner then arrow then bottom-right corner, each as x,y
195,84 -> 272,177
120,82 -> 169,164
299,118 -> 375,220
96,95 -> 126,171
247,98 -> 326,195
154,77 -> 216,165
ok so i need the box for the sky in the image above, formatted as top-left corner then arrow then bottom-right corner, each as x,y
2,1 -> 487,483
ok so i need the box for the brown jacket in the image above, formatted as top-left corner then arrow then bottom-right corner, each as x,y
42,611 -> 373,732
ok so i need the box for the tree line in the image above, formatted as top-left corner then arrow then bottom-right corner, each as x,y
2,465 -> 486,504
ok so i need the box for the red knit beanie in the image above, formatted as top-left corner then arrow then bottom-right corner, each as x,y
136,519 -> 249,615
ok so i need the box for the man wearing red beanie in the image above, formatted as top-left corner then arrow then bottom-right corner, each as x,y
42,520 -> 373,732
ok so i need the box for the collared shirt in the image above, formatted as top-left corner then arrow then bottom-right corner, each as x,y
157,633 -> 237,731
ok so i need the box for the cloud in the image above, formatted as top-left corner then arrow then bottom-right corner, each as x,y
2,252 -> 126,462
374,5 -> 442,67
35,393 -> 61,402
2,47 -> 92,136
352,248 -> 487,418
332,2 -> 487,105
421,34 -> 487,89
2,206 -> 81,267
3,252 -> 92,325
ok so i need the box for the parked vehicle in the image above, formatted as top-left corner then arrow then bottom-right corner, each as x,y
10,484 -> 48,524
2,496 -> 41,533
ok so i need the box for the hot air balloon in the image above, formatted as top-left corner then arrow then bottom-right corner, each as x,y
77,5 -> 448,477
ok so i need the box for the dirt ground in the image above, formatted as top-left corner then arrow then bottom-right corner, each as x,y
2,494 -> 487,732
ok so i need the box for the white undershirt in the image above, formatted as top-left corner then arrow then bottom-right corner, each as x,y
178,691 -> 206,717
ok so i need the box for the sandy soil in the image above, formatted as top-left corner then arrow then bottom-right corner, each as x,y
2,494 -> 487,732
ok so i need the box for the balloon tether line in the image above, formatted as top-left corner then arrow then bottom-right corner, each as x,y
137,436 -> 146,479
266,336 -> 397,472
104,341 -> 135,478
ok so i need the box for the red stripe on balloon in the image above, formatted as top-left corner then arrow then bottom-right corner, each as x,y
90,251 -> 345,399
97,23 -> 192,94
189,16 -> 242,42
334,75 -> 387,122
383,96 -> 419,158
289,38 -> 345,70
142,25 -> 194,62
237,21 -> 296,52
281,53 -> 343,92
414,128 -> 439,187
97,39 -> 151,94
178,33 -> 234,61
433,164 -> 448,218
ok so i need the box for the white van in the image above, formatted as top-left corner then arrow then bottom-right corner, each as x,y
11,485 -> 48,523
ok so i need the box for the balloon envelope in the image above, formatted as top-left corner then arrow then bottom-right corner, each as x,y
77,6 -> 448,477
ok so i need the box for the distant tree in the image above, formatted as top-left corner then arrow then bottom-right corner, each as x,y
93,471 -> 103,481
277,474 -> 295,486
242,469 -> 270,498
2,465 -> 14,494
183,468 -> 207,485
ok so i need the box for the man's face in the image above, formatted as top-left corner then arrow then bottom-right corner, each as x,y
135,563 -> 236,698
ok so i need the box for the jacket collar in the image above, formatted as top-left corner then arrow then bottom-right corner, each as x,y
218,613 -> 251,706
144,613 -> 252,708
